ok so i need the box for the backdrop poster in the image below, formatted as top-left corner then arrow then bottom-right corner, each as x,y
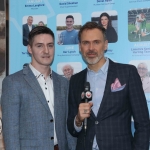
9,0 -> 150,149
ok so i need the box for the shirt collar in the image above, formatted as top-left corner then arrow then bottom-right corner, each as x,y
87,57 -> 109,75
29,63 -> 52,79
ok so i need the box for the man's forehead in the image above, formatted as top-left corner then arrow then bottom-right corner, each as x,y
33,34 -> 54,43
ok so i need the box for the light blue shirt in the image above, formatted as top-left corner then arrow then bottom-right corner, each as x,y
60,29 -> 79,45
74,58 -> 109,150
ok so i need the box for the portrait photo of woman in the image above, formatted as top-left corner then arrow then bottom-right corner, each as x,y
99,12 -> 118,43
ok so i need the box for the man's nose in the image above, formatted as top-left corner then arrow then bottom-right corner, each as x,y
43,46 -> 49,53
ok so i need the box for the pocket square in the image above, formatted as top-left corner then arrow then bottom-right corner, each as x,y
111,78 -> 126,92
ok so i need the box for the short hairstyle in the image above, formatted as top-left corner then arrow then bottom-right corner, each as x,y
38,21 -> 44,26
28,26 -> 55,46
78,21 -> 106,42
66,15 -> 74,20
62,64 -> 73,72
28,16 -> 33,19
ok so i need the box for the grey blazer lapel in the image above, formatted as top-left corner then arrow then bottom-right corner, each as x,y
52,72 -> 61,120
23,66 -> 51,113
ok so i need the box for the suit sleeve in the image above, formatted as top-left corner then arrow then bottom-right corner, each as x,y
1,76 -> 21,150
128,66 -> 150,150
65,79 -> 77,150
23,25 -> 28,42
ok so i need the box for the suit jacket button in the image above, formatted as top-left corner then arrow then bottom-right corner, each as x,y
95,121 -> 99,124
51,137 -> 54,140
50,119 -> 53,122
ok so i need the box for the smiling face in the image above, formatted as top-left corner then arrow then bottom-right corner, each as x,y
28,34 -> 54,70
79,28 -> 108,71
137,63 -> 148,78
66,18 -> 74,31
63,65 -> 73,80
100,16 -> 109,29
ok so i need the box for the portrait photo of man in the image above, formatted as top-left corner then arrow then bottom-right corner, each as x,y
57,13 -> 81,45
62,64 -> 74,80
22,16 -> 35,46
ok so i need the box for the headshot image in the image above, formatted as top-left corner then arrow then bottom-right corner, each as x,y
128,8 -> 150,42
57,13 -> 82,45
57,62 -> 82,79
91,10 -> 118,43
137,62 -> 150,93
62,64 -> 74,80
129,60 -> 150,93
38,21 -> 45,26
22,15 -> 47,46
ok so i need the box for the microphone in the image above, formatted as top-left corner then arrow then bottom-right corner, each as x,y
84,82 -> 92,133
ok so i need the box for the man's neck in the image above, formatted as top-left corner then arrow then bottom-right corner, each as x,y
88,58 -> 106,72
31,63 -> 51,78
66,28 -> 74,31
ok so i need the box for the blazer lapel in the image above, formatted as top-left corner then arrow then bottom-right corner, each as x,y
97,59 -> 117,116
52,72 -> 60,121
23,66 -> 51,113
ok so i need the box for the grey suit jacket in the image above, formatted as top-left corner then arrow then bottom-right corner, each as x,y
1,65 -> 76,150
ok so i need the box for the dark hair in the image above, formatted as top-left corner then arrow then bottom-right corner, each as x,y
99,12 -> 112,27
66,15 -> 74,20
78,21 -> 106,42
28,26 -> 55,47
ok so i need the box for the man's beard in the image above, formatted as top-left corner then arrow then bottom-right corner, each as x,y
83,51 -> 104,65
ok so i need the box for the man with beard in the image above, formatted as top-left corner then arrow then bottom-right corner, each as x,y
58,15 -> 79,45
62,64 -> 74,80
67,22 -> 150,150
137,62 -> 150,93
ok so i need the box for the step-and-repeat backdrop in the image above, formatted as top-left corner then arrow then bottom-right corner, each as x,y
6,0 -> 150,149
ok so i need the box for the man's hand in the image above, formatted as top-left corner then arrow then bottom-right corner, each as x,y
75,102 -> 93,127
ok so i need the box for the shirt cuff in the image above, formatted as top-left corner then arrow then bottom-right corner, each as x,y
74,116 -> 83,132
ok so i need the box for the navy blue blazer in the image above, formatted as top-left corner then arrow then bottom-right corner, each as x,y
23,23 -> 35,46
67,59 -> 150,150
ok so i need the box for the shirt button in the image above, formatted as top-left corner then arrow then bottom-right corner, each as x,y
95,121 -> 99,124
45,87 -> 47,90
50,119 -> 53,122
51,137 -> 54,140
47,101 -> 49,103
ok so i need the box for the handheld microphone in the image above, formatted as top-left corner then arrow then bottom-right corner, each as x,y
84,82 -> 92,132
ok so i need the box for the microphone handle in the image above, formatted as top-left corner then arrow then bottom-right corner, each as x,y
84,98 -> 88,132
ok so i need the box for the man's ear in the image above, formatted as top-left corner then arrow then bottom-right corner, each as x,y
104,40 -> 108,52
27,45 -> 32,54
79,43 -> 81,52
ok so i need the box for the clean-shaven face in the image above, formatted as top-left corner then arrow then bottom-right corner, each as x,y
28,34 -> 54,69
66,18 -> 74,30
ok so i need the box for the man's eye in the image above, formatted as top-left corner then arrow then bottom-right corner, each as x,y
48,44 -> 54,48
94,40 -> 100,44
37,45 -> 42,47
83,41 -> 89,45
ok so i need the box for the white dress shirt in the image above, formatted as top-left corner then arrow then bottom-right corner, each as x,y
29,64 -> 58,145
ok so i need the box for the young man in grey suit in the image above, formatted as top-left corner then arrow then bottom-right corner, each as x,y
67,22 -> 150,150
1,26 -> 76,150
